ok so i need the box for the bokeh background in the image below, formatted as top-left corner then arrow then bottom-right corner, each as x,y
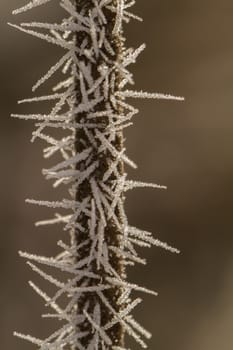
1,1 -> 233,349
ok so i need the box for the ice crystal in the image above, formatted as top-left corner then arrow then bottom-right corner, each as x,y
11,0 -> 183,349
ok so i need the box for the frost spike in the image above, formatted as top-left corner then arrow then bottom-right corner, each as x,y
32,52 -> 71,91
13,332 -> 43,346
12,0 -> 53,15
117,89 -> 185,101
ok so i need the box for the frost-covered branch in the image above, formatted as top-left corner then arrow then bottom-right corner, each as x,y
11,0 -> 183,349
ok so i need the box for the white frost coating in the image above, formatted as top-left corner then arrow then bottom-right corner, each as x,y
84,309 -> 112,346
104,298 -> 142,330
13,332 -> 43,346
11,0 -> 183,349
124,180 -> 167,191
112,0 -> 124,35
8,23 -> 71,50
117,89 -> 185,101
32,52 -> 71,91
18,93 -> 64,104
12,0 -> 53,15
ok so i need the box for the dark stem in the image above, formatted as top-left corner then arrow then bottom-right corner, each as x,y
73,1 -> 125,348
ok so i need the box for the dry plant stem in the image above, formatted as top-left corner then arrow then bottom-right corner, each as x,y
74,1 -> 125,347
10,1 -> 184,349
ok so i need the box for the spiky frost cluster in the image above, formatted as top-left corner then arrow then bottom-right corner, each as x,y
11,0 -> 183,349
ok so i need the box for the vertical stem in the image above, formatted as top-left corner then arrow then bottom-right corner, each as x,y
73,1 -> 125,347
12,1 -> 182,349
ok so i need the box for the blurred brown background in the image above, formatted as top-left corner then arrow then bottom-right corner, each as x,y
1,1 -> 233,349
